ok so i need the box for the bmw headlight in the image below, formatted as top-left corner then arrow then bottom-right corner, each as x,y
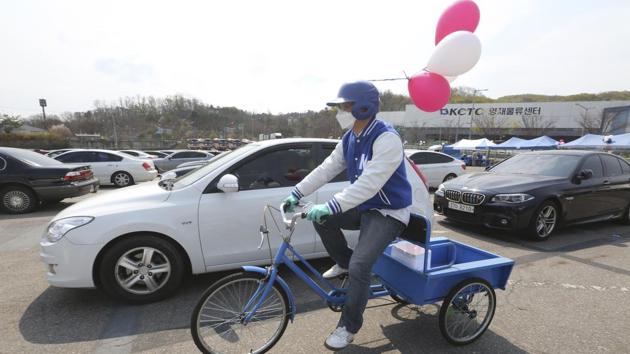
46,216 -> 94,243
491,194 -> 534,204
436,184 -> 445,197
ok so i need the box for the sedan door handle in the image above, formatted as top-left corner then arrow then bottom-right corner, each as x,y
603,180 -> 610,185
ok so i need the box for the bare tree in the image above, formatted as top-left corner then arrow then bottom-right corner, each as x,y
472,114 -> 508,137
577,110 -> 602,134
519,115 -> 555,136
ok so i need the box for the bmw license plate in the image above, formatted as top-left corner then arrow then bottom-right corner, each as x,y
448,201 -> 474,213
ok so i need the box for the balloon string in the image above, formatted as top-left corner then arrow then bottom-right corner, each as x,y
368,69 -> 425,82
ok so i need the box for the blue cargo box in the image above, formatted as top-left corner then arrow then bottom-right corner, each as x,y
373,237 -> 514,305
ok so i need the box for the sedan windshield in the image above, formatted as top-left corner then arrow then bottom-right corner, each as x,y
173,144 -> 259,188
490,154 -> 581,177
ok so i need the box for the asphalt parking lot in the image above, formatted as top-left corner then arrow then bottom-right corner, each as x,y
1,182 -> 629,354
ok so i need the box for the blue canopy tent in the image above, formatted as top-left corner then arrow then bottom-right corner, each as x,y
489,137 -> 527,150
560,134 -> 606,149
519,136 -> 558,150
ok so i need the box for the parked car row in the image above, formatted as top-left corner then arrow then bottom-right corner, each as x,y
46,149 -> 215,173
434,150 -> 630,240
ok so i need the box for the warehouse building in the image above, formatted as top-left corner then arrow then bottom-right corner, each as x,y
377,101 -> 630,143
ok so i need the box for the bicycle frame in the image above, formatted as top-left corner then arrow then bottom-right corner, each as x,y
240,239 -> 390,324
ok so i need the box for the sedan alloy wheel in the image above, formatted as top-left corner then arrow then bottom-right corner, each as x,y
0,186 -> 37,214
529,202 -> 558,240
115,247 -> 171,295
99,235 -> 185,303
113,172 -> 133,187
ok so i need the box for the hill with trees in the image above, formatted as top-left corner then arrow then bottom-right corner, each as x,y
2,88 -> 628,149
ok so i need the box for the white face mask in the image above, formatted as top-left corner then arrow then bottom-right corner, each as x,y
336,110 -> 355,130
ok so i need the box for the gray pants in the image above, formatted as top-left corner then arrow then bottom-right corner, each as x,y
313,208 -> 405,334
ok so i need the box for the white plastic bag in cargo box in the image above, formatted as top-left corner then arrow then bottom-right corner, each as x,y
391,240 -> 431,271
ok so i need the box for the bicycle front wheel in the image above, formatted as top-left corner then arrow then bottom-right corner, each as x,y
191,272 -> 290,354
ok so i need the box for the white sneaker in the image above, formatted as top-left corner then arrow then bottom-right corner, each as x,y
322,264 -> 348,279
325,326 -> 354,350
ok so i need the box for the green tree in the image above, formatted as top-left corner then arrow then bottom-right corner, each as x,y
380,91 -> 411,111
0,114 -> 23,133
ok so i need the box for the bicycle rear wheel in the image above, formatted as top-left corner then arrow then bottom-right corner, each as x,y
191,272 -> 290,354
438,278 -> 496,345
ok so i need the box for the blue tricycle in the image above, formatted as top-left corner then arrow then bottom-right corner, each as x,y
190,204 -> 514,353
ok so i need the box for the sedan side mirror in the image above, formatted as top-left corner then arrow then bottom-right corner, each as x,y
577,169 -> 593,181
217,174 -> 239,193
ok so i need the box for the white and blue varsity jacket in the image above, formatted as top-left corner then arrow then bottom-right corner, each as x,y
292,118 -> 412,220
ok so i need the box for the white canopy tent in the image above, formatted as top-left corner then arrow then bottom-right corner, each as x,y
447,138 -> 496,150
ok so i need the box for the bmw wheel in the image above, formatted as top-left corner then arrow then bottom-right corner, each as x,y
98,235 -> 186,303
0,186 -> 38,214
527,201 -> 558,241
112,171 -> 134,188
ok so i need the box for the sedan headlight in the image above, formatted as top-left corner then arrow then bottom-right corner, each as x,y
46,216 -> 94,243
491,193 -> 534,204
435,183 -> 445,197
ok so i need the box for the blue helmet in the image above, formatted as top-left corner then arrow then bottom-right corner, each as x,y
326,81 -> 380,120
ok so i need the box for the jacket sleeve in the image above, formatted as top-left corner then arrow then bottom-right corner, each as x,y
291,141 -> 346,199
325,132 -> 403,214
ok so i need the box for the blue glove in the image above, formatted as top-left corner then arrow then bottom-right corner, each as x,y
282,195 -> 299,213
306,204 -> 331,223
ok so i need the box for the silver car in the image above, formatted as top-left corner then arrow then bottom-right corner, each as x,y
153,150 -> 214,171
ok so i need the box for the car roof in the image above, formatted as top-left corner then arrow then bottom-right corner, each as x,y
55,149 -> 131,157
253,138 -> 339,147
405,149 -> 442,154
518,150 -> 600,156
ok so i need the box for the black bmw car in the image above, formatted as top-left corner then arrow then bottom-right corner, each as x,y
434,150 -> 630,240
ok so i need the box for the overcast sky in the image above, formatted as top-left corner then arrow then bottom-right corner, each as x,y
1,0 -> 629,117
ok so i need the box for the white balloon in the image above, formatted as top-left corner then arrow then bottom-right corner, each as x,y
426,31 -> 481,77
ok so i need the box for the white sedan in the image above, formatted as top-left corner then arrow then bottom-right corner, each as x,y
54,149 -> 158,187
41,138 -> 433,302
405,149 -> 466,188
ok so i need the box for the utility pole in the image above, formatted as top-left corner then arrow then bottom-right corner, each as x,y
113,108 -> 119,149
469,89 -> 488,139
38,98 -> 47,129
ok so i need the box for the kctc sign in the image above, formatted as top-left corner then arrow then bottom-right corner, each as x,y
440,106 -> 542,116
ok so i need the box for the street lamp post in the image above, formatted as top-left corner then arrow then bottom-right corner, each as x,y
38,98 -> 47,129
469,89 -> 488,139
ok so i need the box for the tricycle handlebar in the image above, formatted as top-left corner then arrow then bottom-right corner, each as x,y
280,202 -> 305,230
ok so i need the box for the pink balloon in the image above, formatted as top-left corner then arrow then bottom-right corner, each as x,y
435,0 -> 480,45
408,72 -> 451,112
